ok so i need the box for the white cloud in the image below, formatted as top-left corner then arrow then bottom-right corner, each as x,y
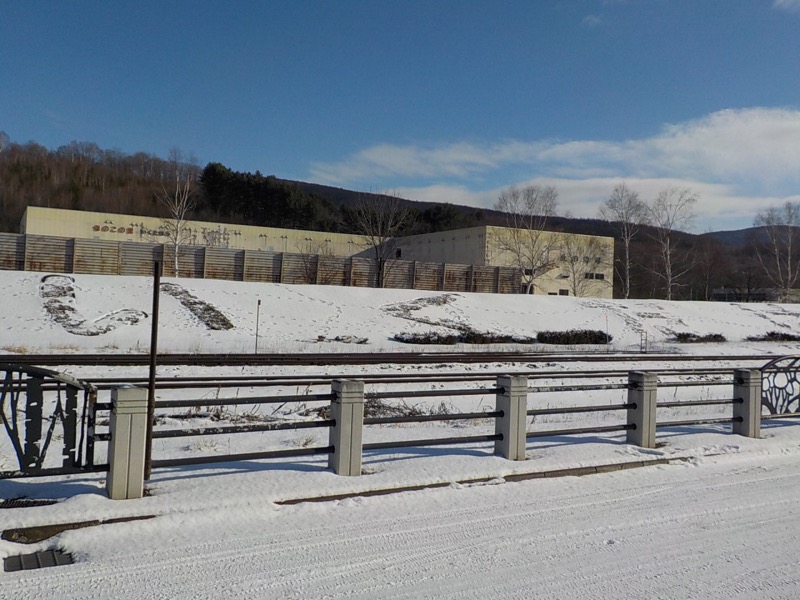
773,0 -> 800,12
400,178 -> 799,233
309,107 -> 800,231
581,15 -> 603,28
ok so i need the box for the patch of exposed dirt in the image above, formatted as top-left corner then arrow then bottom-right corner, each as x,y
160,283 -> 234,331
39,275 -> 148,336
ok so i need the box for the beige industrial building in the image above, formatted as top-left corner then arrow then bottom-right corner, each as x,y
393,226 -> 614,298
20,206 -> 366,256
20,207 -> 614,297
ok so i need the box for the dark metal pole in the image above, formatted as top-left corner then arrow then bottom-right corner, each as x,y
144,259 -> 162,480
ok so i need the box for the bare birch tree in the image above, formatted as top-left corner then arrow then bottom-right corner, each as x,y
157,148 -> 199,277
753,202 -> 800,301
493,185 -> 560,294
600,182 -> 648,299
647,187 -> 697,300
348,193 -> 413,287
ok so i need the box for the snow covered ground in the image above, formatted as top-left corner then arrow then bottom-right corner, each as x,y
2,270 -> 800,598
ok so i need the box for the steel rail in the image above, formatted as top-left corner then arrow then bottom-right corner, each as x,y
526,424 -> 633,438
364,411 -> 502,425
84,369 -> 750,394
527,403 -> 634,416
363,433 -> 502,451
152,419 -> 334,438
151,445 -> 334,469
4,352 -> 777,368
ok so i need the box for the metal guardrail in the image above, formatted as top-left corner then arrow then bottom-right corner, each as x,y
6,363 -> 798,484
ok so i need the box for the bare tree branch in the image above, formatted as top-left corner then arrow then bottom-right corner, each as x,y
600,182 -> 648,299
157,148 -> 199,277
492,185 -> 559,294
348,193 -> 413,287
646,187 -> 698,300
753,202 -> 800,301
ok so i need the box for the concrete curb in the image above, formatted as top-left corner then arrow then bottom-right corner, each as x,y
275,456 -> 691,505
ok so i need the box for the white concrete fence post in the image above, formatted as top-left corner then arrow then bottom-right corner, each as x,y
733,369 -> 762,439
329,379 -> 365,476
627,371 -> 657,448
495,375 -> 528,460
106,387 -> 148,500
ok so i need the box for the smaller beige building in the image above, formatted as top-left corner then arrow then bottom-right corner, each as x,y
394,225 -> 614,298
20,206 -> 366,257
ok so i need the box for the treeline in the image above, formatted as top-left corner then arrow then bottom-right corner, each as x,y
0,135 -> 485,237
0,134 -> 774,301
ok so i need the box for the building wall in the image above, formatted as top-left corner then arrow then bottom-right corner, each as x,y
19,207 -> 614,298
393,226 -> 490,265
486,226 -> 614,298
394,224 -> 614,298
20,207 -> 367,257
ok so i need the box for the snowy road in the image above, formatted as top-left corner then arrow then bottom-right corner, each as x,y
5,451 -> 800,599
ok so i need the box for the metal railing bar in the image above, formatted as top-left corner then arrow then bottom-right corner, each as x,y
363,433 -> 502,451
657,398 -> 740,408
154,394 -> 335,408
527,403 -> 633,416
151,445 -> 334,469
659,380 -> 732,388
526,424 -> 633,438
529,384 -> 631,393
658,417 -> 741,427
152,419 -> 335,438
365,411 -> 501,425
762,412 -> 800,420
367,388 -> 495,400
0,464 -> 110,479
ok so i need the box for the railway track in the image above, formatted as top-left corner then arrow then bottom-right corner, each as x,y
3,351 -> 776,368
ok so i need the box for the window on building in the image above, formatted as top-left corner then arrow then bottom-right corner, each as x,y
395,248 -> 402,258
559,289 -> 569,296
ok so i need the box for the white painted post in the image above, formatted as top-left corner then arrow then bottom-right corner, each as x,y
733,369 -> 761,438
106,387 -> 148,500
627,371 -> 657,448
495,375 -> 528,460
329,380 -> 365,476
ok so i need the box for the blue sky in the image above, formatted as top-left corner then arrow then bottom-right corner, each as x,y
2,1 -> 799,231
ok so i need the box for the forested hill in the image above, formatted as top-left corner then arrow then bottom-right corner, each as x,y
0,136 -> 615,238
0,136 -> 775,300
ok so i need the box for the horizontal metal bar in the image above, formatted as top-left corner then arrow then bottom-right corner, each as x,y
659,380 -> 732,388
527,403 -> 633,416
761,412 -> 800,420
526,424 -> 633,438
0,464 -> 110,479
530,383 -> 630,393
657,398 -> 740,408
154,394 -> 334,408
363,433 -> 502,451
151,445 -> 334,469
367,388 -> 495,400
658,417 -> 742,427
152,420 -> 334,439
365,411 -> 501,425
